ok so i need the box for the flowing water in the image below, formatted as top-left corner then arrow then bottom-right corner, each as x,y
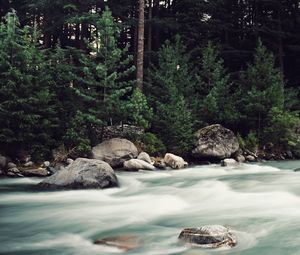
1,161 -> 300,255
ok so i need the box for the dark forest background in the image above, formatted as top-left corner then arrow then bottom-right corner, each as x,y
0,0 -> 300,160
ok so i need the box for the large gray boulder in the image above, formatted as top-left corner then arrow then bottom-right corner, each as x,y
92,138 -> 138,168
192,124 -> 239,160
123,159 -> 155,171
178,225 -> 237,249
38,158 -> 118,190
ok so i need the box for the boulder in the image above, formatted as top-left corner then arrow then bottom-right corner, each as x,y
153,158 -> 167,170
123,159 -> 155,171
94,235 -> 141,251
38,158 -> 118,190
66,158 -> 74,165
23,161 -> 34,167
43,161 -> 51,168
7,162 -> 17,169
137,152 -> 152,164
92,138 -> 138,168
0,155 -> 7,168
221,158 -> 239,167
20,168 -> 50,177
178,225 -> 237,249
7,167 -> 24,177
192,124 -> 239,160
164,153 -> 188,169
236,155 -> 245,163
246,155 -> 256,162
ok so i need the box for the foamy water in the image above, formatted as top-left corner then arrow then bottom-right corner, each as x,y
1,161 -> 300,255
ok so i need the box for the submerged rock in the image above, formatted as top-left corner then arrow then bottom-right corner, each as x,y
178,225 -> 237,249
92,138 -> 138,168
94,235 -> 141,251
164,153 -> 188,169
192,124 -> 239,160
123,159 -> 155,171
38,158 -> 118,189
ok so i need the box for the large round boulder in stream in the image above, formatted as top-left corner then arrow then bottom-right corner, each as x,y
92,138 -> 138,168
38,158 -> 118,189
178,225 -> 237,249
192,124 -> 239,160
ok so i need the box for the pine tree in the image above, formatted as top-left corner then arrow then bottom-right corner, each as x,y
0,11 -> 56,158
148,38 -> 195,155
238,40 -> 285,138
197,42 -> 238,127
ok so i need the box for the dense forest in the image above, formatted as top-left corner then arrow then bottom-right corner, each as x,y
0,0 -> 300,160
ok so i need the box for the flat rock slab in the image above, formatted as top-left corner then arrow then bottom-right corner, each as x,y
20,168 -> 50,177
179,225 -> 237,249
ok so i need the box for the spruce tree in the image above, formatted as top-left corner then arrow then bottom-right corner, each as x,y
197,42 -> 238,127
238,40 -> 285,139
148,38 -> 195,155
0,11 -> 56,158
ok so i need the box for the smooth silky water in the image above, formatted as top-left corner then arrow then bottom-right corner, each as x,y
1,161 -> 300,255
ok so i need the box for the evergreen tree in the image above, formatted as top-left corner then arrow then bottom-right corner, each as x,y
0,11 -> 56,158
197,42 -> 238,127
148,38 -> 195,155
238,40 -> 285,138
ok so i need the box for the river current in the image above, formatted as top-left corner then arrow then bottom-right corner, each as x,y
1,161 -> 300,255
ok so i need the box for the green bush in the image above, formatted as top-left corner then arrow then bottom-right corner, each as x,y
244,131 -> 259,152
139,133 -> 166,156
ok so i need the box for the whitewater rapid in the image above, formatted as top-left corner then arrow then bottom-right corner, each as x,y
1,161 -> 300,255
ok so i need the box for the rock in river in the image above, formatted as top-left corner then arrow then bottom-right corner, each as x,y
123,159 -> 155,171
192,124 -> 239,160
94,235 -> 141,251
92,138 -> 138,168
164,153 -> 188,169
178,225 -> 237,249
38,158 -> 118,190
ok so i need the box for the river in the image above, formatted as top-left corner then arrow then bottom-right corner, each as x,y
1,161 -> 300,255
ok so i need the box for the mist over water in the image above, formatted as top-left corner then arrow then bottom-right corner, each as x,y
1,161 -> 300,255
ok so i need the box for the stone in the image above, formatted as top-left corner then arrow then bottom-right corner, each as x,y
137,152 -> 152,164
92,138 -> 138,168
38,158 -> 118,190
7,168 -> 23,177
178,225 -> 237,249
236,155 -> 245,163
94,235 -> 141,251
294,168 -> 300,172
24,161 -> 34,167
0,155 -> 7,168
153,158 -> 167,170
43,161 -> 51,167
246,155 -> 256,162
66,158 -> 74,165
221,158 -> 239,167
192,124 -> 239,160
20,168 -> 50,177
7,162 -> 17,169
123,159 -> 155,171
164,153 -> 188,169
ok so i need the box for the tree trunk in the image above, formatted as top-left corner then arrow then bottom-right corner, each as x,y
136,0 -> 145,91
147,0 -> 153,65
